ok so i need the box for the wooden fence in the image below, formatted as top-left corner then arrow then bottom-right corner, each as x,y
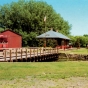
0,47 -> 59,62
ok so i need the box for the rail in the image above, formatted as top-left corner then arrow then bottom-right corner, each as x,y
0,47 -> 59,62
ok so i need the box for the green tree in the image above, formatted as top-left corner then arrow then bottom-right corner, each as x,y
0,0 -> 71,47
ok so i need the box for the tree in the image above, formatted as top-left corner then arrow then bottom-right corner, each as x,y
83,34 -> 88,37
0,0 -> 71,47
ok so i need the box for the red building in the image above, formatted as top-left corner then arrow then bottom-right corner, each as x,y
0,29 -> 22,48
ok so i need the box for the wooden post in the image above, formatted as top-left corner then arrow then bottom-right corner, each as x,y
37,48 -> 38,57
16,49 -> 17,62
42,47 -> 44,61
30,48 -> 31,60
34,49 -> 35,57
43,47 -> 44,54
39,48 -> 41,56
25,48 -> 27,61
57,47 -> 58,53
48,48 -> 50,54
40,48 -> 41,56
55,48 -> 56,53
4,49 -> 6,61
51,48 -> 52,54
10,50 -> 12,62
36,48 -> 38,61
52,48 -> 55,54
49,48 -> 50,54
34,48 -> 35,62
21,49 -> 22,61
50,48 -> 51,54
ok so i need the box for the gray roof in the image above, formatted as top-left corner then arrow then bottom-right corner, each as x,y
37,30 -> 70,40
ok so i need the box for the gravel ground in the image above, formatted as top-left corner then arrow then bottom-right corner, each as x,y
0,77 -> 88,88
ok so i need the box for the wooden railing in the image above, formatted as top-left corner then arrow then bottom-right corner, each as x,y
0,47 -> 59,62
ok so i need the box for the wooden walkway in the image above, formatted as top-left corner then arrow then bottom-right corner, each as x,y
0,47 -> 59,62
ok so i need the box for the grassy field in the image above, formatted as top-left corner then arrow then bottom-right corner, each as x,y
0,62 -> 88,88
0,61 -> 88,80
0,48 -> 88,87
59,48 -> 88,54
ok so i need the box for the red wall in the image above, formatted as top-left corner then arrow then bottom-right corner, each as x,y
0,30 -> 22,48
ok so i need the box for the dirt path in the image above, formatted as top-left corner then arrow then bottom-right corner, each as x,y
0,77 -> 88,88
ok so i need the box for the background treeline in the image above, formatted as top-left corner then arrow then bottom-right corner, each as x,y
0,0 -> 87,47
70,35 -> 88,47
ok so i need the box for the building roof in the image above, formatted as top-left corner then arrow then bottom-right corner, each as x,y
0,29 -> 22,36
37,30 -> 70,40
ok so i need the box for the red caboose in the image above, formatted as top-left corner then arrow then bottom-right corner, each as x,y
0,29 -> 22,48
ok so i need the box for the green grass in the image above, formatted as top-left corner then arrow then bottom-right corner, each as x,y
59,48 -> 88,54
0,61 -> 88,80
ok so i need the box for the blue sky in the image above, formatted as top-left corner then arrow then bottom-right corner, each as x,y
0,0 -> 88,36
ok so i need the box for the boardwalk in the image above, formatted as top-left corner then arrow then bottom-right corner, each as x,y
0,47 -> 59,62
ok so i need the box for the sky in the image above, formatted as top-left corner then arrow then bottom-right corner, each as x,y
0,0 -> 88,36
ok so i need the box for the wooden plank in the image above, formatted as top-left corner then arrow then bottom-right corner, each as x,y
40,47 -> 41,56
10,50 -> 12,62
37,48 -> 38,56
21,49 -> 22,61
30,48 -> 31,58
4,50 -> 6,61
16,49 -> 17,62
25,48 -> 27,61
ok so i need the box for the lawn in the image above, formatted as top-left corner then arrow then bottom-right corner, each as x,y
59,48 -> 88,54
0,61 -> 88,80
0,62 -> 88,88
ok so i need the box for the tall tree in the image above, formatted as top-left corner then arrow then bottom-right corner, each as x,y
0,0 -> 71,46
